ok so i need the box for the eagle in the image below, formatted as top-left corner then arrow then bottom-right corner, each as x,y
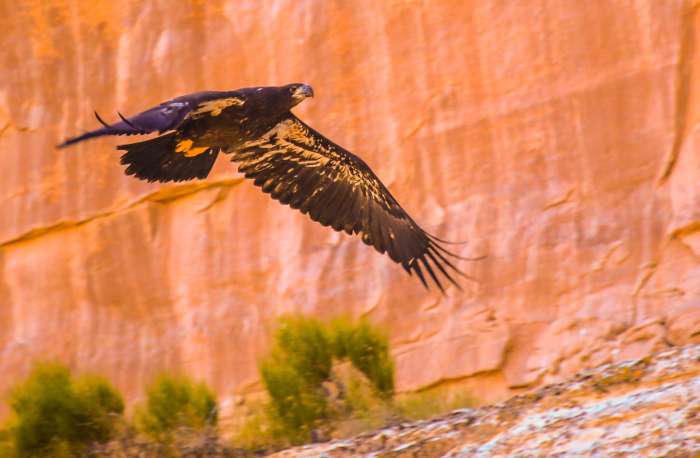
58,84 -> 469,292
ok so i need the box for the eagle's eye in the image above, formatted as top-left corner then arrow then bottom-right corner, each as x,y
288,86 -> 297,94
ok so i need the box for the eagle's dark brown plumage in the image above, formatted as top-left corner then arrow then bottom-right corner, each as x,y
58,84 -> 468,292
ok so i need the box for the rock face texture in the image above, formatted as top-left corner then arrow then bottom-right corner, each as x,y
269,345 -> 700,457
1,0 -> 699,418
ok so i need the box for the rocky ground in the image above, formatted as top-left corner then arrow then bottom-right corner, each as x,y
268,344 -> 700,457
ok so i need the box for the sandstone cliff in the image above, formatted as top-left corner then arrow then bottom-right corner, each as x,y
1,0 -> 700,420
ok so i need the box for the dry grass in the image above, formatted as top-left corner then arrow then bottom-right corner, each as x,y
394,386 -> 479,421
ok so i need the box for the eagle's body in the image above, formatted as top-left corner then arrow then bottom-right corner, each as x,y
59,84 -> 466,291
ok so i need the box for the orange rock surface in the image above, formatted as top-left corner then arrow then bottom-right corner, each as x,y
1,0 -> 699,420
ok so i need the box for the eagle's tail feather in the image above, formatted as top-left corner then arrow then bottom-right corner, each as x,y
117,133 -> 219,183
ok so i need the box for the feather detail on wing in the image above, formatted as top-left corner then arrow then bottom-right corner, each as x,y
228,114 -> 465,292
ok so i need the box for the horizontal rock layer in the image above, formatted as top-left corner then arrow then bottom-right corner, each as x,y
1,0 -> 699,419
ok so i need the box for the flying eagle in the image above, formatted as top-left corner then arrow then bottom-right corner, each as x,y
58,84 -> 469,292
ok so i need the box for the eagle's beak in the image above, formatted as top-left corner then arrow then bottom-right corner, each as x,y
295,84 -> 314,99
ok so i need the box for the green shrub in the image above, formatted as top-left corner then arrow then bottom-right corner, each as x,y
5,362 -> 124,457
273,316 -> 334,387
135,374 -> 218,443
331,318 -> 394,397
257,315 -> 395,446
260,317 -> 333,445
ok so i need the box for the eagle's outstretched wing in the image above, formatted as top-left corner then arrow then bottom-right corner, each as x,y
57,91 -> 245,148
229,113 -> 465,291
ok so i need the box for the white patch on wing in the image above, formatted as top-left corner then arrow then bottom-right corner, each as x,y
191,97 -> 245,117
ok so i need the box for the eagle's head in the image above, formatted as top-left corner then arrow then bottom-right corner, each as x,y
244,84 -> 314,114
286,83 -> 314,107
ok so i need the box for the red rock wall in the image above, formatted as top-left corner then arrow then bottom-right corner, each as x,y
1,0 -> 699,418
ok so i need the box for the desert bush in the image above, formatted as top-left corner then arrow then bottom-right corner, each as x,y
239,316 -> 482,451
271,316 -> 334,387
257,315 -> 395,446
4,362 -> 124,457
260,317 -> 333,444
134,374 -> 218,443
331,318 -> 394,397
